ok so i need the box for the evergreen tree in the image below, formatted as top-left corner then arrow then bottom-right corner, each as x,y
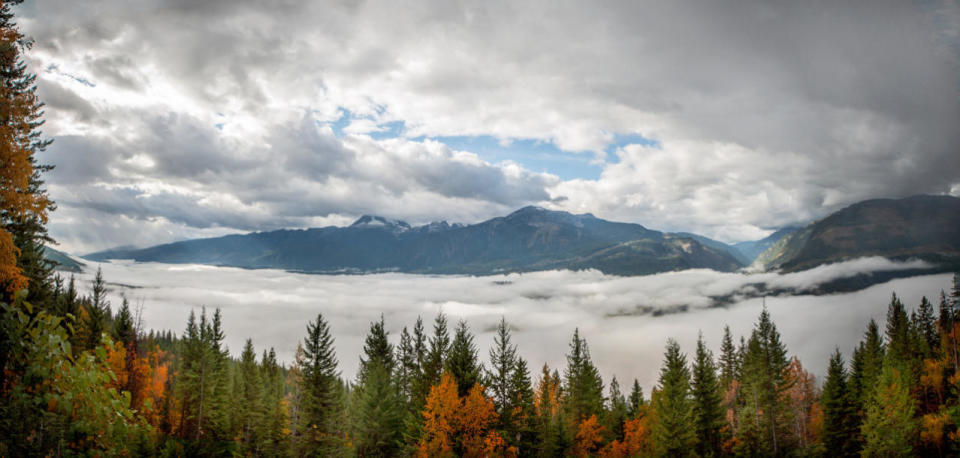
916,295 -> 938,352
652,338 -> 696,456
403,316 -> 429,449
563,328 -> 604,423
885,293 -> 912,367
353,316 -> 403,456
237,339 -> 263,454
509,357 -> 538,455
85,266 -> 110,350
113,295 -> 135,347
423,313 -> 450,389
691,333 -> 724,456
299,312 -> 344,454
627,379 -> 644,420
821,349 -> 857,456
445,319 -> 481,397
259,347 -> 287,456
736,307 -> 790,455
487,317 -> 519,435
604,376 -> 628,442
718,325 -> 739,391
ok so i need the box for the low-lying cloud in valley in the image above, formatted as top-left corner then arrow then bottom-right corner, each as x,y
70,257 -> 952,391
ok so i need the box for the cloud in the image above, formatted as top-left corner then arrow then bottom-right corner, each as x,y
69,258 -> 952,392
18,0 -> 960,251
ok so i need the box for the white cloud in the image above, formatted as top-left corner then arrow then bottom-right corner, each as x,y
69,257 -> 952,392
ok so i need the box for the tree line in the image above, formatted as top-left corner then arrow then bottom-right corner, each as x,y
3,267 -> 960,456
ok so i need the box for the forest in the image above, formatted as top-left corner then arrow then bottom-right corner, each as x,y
4,1 -> 960,456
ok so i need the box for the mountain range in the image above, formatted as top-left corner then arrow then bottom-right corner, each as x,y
82,195 -> 960,277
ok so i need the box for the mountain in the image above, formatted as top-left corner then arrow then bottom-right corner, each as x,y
756,195 -> 960,272
43,247 -> 85,272
85,206 -> 744,275
733,227 -> 800,264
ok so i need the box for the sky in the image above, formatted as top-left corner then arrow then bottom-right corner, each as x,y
14,0 -> 960,253
71,256 -> 952,392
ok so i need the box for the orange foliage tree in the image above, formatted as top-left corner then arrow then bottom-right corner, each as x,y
602,406 -> 655,457
417,373 -> 512,457
572,414 -> 605,457
0,22 -> 48,295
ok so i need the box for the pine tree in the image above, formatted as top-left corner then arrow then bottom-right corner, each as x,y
736,307 -> 790,455
652,338 -> 696,456
821,349 -> 857,456
916,296 -> 938,352
423,313 -> 450,389
353,316 -> 403,456
691,333 -> 724,456
604,376 -> 628,442
627,379 -> 645,420
403,316 -> 429,449
445,319 -> 481,397
85,266 -> 110,350
718,325 -> 739,391
508,357 -> 538,454
237,339 -> 263,454
487,317 -> 519,438
885,293 -> 912,367
299,312 -> 344,454
563,328 -> 604,423
113,296 -> 136,346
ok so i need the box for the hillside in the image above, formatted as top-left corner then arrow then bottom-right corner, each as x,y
85,206 -> 744,275
756,195 -> 960,272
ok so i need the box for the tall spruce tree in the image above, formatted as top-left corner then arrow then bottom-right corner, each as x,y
353,316 -> 403,456
626,379 -> 644,420
85,266 -> 110,350
423,313 -> 450,389
916,296 -> 938,352
736,307 -> 790,455
691,333 -> 724,457
604,376 -> 628,442
299,312 -> 344,454
509,357 -> 538,454
860,365 -> 917,456
487,317 -> 520,441
236,339 -> 263,454
653,338 -> 696,456
445,319 -> 481,397
821,349 -> 857,456
563,328 -> 604,422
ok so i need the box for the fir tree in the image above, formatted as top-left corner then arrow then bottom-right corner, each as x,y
718,325 -> 739,391
916,295 -> 938,352
487,317 -> 519,434
237,339 -> 263,454
353,316 -> 403,456
563,328 -> 604,423
299,312 -> 344,454
691,333 -> 724,456
423,313 -> 450,389
821,349 -> 857,456
736,307 -> 790,455
653,338 -> 696,456
445,319 -> 481,397
509,357 -> 538,454
604,376 -> 628,442
85,266 -> 110,350
627,379 -> 644,420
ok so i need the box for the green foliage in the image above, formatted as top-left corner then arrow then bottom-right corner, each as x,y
821,349 -> 858,456
652,338 -> 696,457
736,307 -> 791,455
352,316 -> 403,455
563,328 -> 604,423
298,312 -> 346,455
691,333 -> 724,457
445,319 -> 482,397
860,366 -> 917,456
0,299 -> 151,455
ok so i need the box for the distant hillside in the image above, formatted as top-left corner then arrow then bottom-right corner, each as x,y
43,247 -> 85,272
85,206 -> 744,276
733,227 -> 800,264
756,195 -> 960,272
